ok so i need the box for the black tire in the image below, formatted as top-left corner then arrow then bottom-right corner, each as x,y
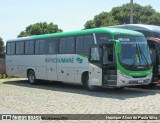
114,87 -> 125,90
147,83 -> 157,88
83,74 -> 99,92
28,70 -> 36,85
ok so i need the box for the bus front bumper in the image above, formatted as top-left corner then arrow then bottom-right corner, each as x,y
117,71 -> 152,87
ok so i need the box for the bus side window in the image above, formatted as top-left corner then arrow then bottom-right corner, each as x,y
16,42 -> 24,55
35,40 -> 40,54
84,35 -> 94,53
25,40 -> 34,55
46,38 -> 58,54
19,42 -> 24,54
16,42 -> 20,55
7,43 -> 11,55
59,37 -> 67,54
66,37 -> 75,54
35,40 -> 46,54
76,36 -> 84,53
10,42 -> 15,55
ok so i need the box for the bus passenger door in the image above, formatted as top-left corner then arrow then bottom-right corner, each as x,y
46,55 -> 57,81
89,46 -> 102,86
46,39 -> 58,81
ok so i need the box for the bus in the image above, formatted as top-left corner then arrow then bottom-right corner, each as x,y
109,24 -> 160,85
6,28 -> 152,91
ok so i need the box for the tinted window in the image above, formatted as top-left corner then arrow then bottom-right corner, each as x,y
35,40 -> 45,54
19,42 -> 24,54
39,40 -> 45,54
10,42 -> 15,55
25,40 -> 34,54
76,36 -> 84,53
66,37 -> 75,53
59,37 -> 66,53
84,35 -> 94,53
47,38 -> 58,54
96,33 -> 112,44
7,43 -> 11,55
35,40 -> 40,54
25,41 -> 30,54
16,42 -> 20,54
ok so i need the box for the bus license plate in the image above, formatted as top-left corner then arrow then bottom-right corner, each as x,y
138,80 -> 144,83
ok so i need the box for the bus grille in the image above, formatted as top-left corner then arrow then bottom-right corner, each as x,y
132,76 -> 147,78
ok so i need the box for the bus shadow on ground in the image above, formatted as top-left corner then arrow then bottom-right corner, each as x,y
4,80 -> 160,100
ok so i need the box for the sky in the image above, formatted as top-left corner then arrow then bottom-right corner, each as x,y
0,0 -> 160,43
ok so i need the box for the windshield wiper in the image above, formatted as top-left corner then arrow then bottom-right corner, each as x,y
136,43 -> 149,66
130,41 -> 141,67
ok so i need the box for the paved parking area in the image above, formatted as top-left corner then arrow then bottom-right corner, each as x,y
0,78 -> 160,123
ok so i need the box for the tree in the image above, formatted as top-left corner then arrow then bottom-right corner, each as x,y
84,12 -> 119,29
84,3 -> 160,29
84,20 -> 95,29
112,3 -> 160,25
0,37 -> 5,55
18,22 -> 63,37
94,12 -> 119,27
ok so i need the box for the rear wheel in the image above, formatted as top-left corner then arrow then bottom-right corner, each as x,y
83,74 -> 99,92
28,70 -> 36,85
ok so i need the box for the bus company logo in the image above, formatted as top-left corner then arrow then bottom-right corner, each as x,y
2,115 -> 11,120
76,58 -> 83,63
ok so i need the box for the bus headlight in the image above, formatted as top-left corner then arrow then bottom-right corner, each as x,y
119,71 -> 131,79
147,73 -> 153,78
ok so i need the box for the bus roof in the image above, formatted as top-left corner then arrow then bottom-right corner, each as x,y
7,27 -> 143,42
109,24 -> 160,32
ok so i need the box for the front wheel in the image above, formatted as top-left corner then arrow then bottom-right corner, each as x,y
83,74 -> 99,92
28,70 -> 36,85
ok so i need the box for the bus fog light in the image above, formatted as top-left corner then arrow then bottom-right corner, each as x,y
144,79 -> 150,83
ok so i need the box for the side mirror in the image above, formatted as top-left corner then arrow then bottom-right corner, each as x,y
89,47 -> 101,63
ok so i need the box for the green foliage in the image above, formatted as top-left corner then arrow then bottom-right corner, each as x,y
84,3 -> 160,29
0,74 -> 2,79
7,75 -> 13,78
84,20 -> 95,29
18,22 -> 63,37
0,37 -> 5,55
2,74 -> 7,78
0,74 -> 13,79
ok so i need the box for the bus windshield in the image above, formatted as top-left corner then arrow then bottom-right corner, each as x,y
116,35 -> 152,69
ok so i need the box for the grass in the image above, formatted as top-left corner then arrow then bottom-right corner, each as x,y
0,74 -> 14,79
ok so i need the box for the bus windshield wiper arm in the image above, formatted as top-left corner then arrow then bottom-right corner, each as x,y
137,44 -> 149,66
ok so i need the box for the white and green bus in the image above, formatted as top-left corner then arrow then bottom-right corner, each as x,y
6,28 -> 152,91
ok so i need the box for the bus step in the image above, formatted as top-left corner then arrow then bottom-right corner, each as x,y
106,70 -> 117,75
104,75 -> 117,80
104,80 -> 117,86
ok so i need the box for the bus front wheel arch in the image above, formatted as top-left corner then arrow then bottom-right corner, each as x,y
27,69 -> 37,85
82,72 -> 99,92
